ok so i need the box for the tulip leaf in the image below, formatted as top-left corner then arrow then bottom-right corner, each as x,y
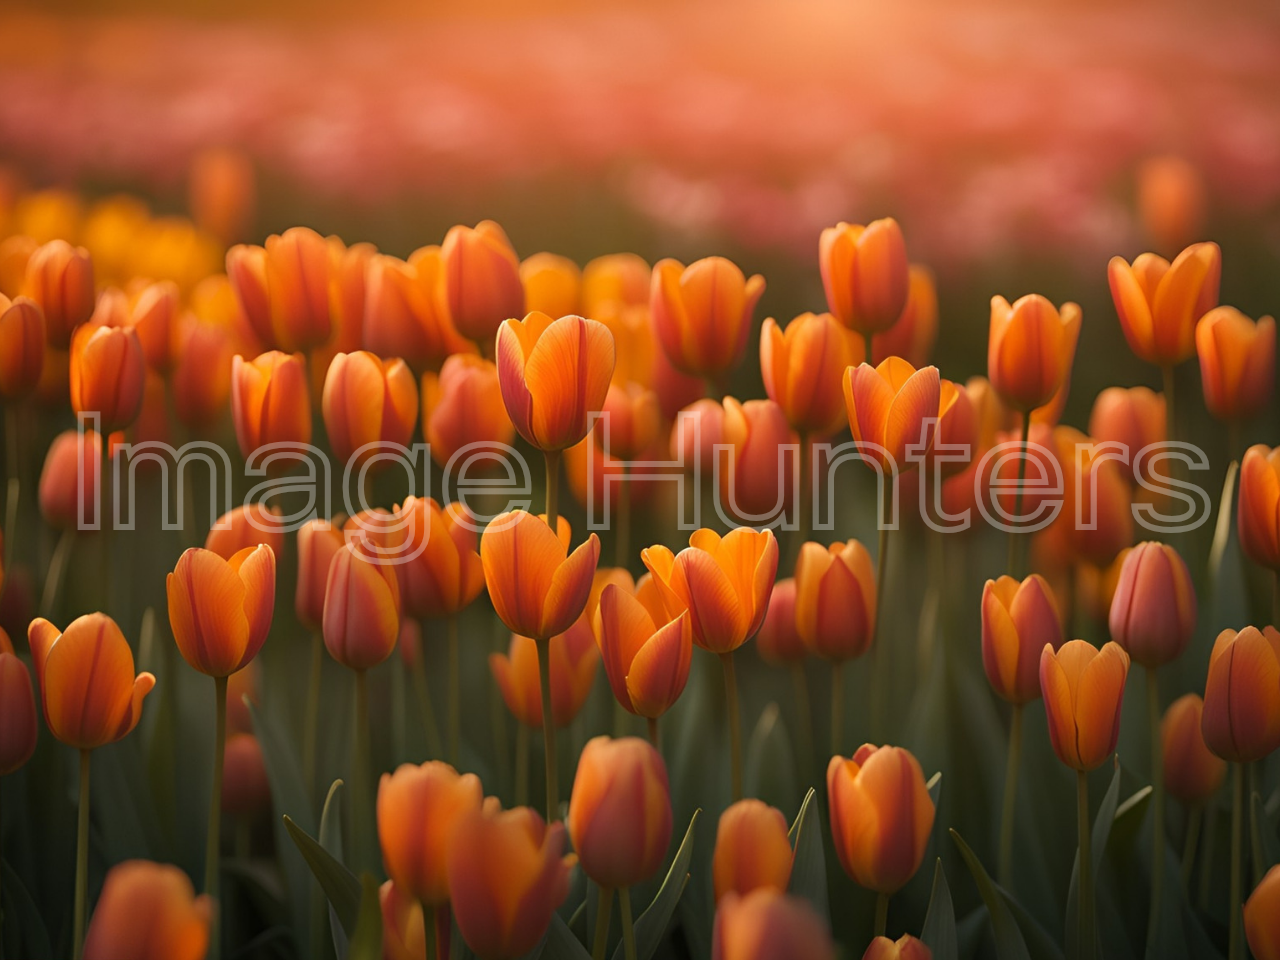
1108,786 -> 1153,855
949,828 -> 1031,960
319,779 -> 348,959
744,703 -> 798,815
786,787 -> 829,920
1065,762 -> 1122,960
1253,787 -> 1280,875
540,912 -> 593,960
920,858 -> 958,960
1206,459 -> 1239,586
611,809 -> 699,960
283,814 -> 362,940
927,770 -> 943,807
346,872 -> 383,960
1,858 -> 53,960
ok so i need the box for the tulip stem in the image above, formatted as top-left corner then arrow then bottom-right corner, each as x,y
39,527 -> 75,619
304,632 -> 323,798
1249,762 -> 1263,887
535,637 -> 560,820
72,749 -> 91,960
1272,572 -> 1280,639
206,675 -> 227,959
3,404 -> 17,575
1077,769 -> 1095,960
592,885 -> 613,960
423,898 -> 439,960
544,450 -> 561,535
409,633 -> 444,759
515,722 -> 529,807
1162,365 -> 1177,448
447,616 -> 460,767
1006,411 -> 1028,577
720,652 -> 743,802
647,717 -> 659,750
615,467 -> 631,569
830,660 -> 844,758
352,669 -> 374,873
874,891 -> 888,939
869,525 -> 889,742
1198,800 -> 1217,912
1181,804 -> 1202,890
100,445 -> 113,614
619,887 -> 637,960
1146,667 -> 1165,951
997,702 -> 1024,885
1229,762 -> 1243,960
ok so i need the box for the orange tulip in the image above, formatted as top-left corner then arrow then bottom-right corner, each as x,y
319,240 -> 376,390
1195,306 -> 1275,422
1052,426 -> 1133,567
496,311 -> 615,452
22,239 -> 94,348
0,647 -> 37,775
641,527 -> 778,654
712,889 -> 836,960
597,581 -> 692,718
226,243 -> 272,348
756,578 -> 806,666
28,613 -> 155,750
1108,243 -> 1220,367
650,256 -> 765,378
843,357 -> 941,470
221,732 -> 271,818
264,226 -> 331,352
713,799 -> 793,904
205,503 -> 286,562
0,293 -> 44,400
0,235 -> 37,298
982,574 -> 1062,705
490,628 -> 599,729
295,516 -> 346,630
924,378 -> 978,479
1201,626 -> 1280,762
520,252 -> 581,318
987,294 -> 1082,411
1161,694 -> 1225,805
13,188 -> 82,246
323,534 -> 402,671
378,760 -> 483,906
594,381 -> 662,460
1040,640 -> 1130,771
760,312 -> 865,436
188,145 -> 255,246
1107,541 -> 1196,668
127,280 -> 180,372
794,539 -> 876,662
582,253 -> 650,317
322,350 -> 419,468
1088,386 -> 1165,480
82,860 -> 212,960
1245,864 -> 1280,960
421,354 -> 515,469
720,397 -> 798,521
871,264 -> 937,367
568,735 -> 672,889
440,221 -> 525,345
819,218 -> 909,335
363,249 -> 469,373
70,321 -> 145,432
863,935 -> 933,960
670,397 -> 726,474
171,315 -> 234,431
394,496 -> 485,620
447,803 -> 572,960
231,351 -> 312,458
1238,445 -> 1280,571
827,744 -> 935,893
1136,156 -> 1205,254
167,544 -> 276,677
380,881 -> 427,960
39,428 -> 101,530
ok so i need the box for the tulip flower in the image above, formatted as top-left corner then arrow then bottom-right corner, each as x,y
22,239 -> 94,348
170,316 -> 234,431
1106,541 -> 1196,668
760,311 -> 865,437
1196,306 -> 1275,424
126,280 -> 179,371
712,889 -> 836,960
795,538 -> 876,665
0,293 -> 44,399
670,397 -> 726,475
843,357 -> 941,471
982,574 -> 1063,706
871,264 -> 937,367
395,497 -> 484,620
82,860 -> 212,960
1201,626 -> 1280,763
987,294 -> 1082,412
1088,387 -> 1165,481
1137,156 -> 1205,254
421,354 -> 514,468
1246,864 -> 1280,960
1053,425 -> 1134,567
441,220 -> 525,345
294,516 -> 346,630
713,799 -> 793,904
381,881 -> 427,960
226,243 -> 272,347
0,235 -> 37,298
595,380 -> 661,460
262,226 -> 331,352
1239,445 -> 1280,571
1162,694 -> 1225,805
230,350 -> 312,459
204,502 -> 285,562
447,804 -> 572,960
39,428 -> 101,531
756,578 -> 805,665
819,218 -> 909,335
1109,243 -> 1220,368
520,252 -> 581,318
597,581 -> 693,727
166,545 -> 276,678
650,256 -> 765,379
189,145 -> 255,245
582,253 -> 650,318
719,397 -> 798,522
0,646 -> 37,775
363,249 -> 470,372
489,629 -> 599,729
221,732 -> 271,820
1040,640 -> 1130,772
321,350 -> 418,470
864,936 -> 933,960
69,321 -> 145,432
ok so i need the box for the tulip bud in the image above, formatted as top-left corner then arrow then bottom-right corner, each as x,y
520,252 -> 581,318
264,226 -> 331,352
871,265 -> 937,368
171,314 -> 235,431
1107,541 -> 1196,668
1238,445 -> 1280,571
440,221 -> 525,345
226,244 -> 272,348
395,497 -> 485,620
294,517 -> 346,630
987,295 -> 1081,411
1040,640 -> 1130,771
595,381 -> 662,460
490,628 -> 599,730
221,732 -> 271,819
0,647 -> 37,775
819,219 -> 909,335
1088,387 -> 1165,481
1109,243 -> 1220,367
381,881 -> 427,960
70,321 -> 145,432
82,860 -> 212,960
1195,306 -> 1275,422
670,398 -> 725,474
597,582 -> 692,718
713,889 -> 835,960
127,281 -> 180,371
0,294 -> 44,400
721,397 -> 798,521
363,249 -> 469,373
843,358 -> 941,470
39,429 -> 101,531
204,503 -> 286,562
22,239 -> 94,348
756,578 -> 806,666
760,312 -> 864,437
167,545 -> 276,678
1201,626 -> 1280,762
981,574 -> 1062,704
1054,425 -> 1134,567
794,539 -> 876,662
864,934 -> 933,960
650,256 -> 765,378
421,354 -> 514,469
323,534 -> 401,671
713,799 -> 793,904
582,253 -> 650,318
1136,156 -> 1205,255
0,235 -> 37,298
188,145 -> 255,246
1245,864 -> 1280,960
321,351 -> 419,469
231,351 -> 312,458
1161,694 -> 1225,804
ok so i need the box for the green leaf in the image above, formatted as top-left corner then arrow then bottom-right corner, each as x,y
786,787 -> 828,919
612,810 -> 699,960
1207,460 -> 1239,586
284,814 -> 362,939
1108,786 -> 1153,855
949,828 -> 1031,960
920,858 -> 958,960
1,858 -> 52,960
346,873 -> 384,960
927,771 -> 943,808
744,703 -> 798,815
1253,787 -> 1279,876
319,780 -> 347,959
1065,763 -> 1122,960
540,913 -> 593,960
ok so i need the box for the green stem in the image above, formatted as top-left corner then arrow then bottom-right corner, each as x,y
1146,668 -> 1165,950
1250,763 -> 1263,887
998,703 -> 1024,885
830,660 -> 844,758
647,717 -> 659,751
619,887 -> 637,960
4,404 -> 18,576
791,663 -> 815,784
874,891 -> 888,939
869,525 -> 890,742
1272,572 -> 1279,635
592,885 -> 613,960
1007,410 -> 1028,577
1198,798 -> 1217,912
1078,770 -> 1095,960
515,722 -> 529,808
206,675 -> 227,960
720,652 -> 743,802
72,749 -> 91,960
1230,763 -> 1243,960
1162,365 -> 1177,448
544,449 -> 561,534
423,897 -> 439,960
39,527 -> 75,619
447,616 -> 460,767
100,445 -> 113,615
615,467 -> 631,569
303,632 -> 323,799
409,628 -> 444,759
535,637 -> 559,820
789,433 -> 813,575
352,669 -> 374,873
1181,804 -> 1202,891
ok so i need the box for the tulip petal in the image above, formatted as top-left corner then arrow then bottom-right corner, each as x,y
167,548 -> 250,677
627,612 -> 693,718
541,534 -> 601,639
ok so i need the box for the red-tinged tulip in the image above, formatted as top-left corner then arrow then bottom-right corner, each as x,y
422,354 -> 514,469
205,503 -> 286,562
22,239 -> 94,348
70,321 -> 145,432
127,280 -> 180,371
322,350 -> 419,468
381,880 -> 427,960
1137,156 -> 1205,254
567,735 -> 672,889
520,252 -> 581,318
987,294 -> 1082,411
1054,426 -> 1134,567
1245,864 -> 1280,960
713,799 -> 793,903
1201,626 -> 1280,762
864,934 -> 933,960
82,860 -> 212,960
1040,640 -> 1130,771
924,378 -> 978,478
712,889 -> 836,960
441,221 -> 525,344
1238,445 -> 1280,571
872,264 -> 937,367
167,544 -> 276,677
364,249 -> 470,373
843,357 -> 941,470
756,578 -> 806,666
295,516 -> 346,630
481,511 -> 600,641
226,243 -> 272,347
490,628 -> 599,729
27,613 -> 155,750
670,397 -> 726,474
231,351 -> 312,458
323,534 -> 402,671
650,256 -> 765,378
1108,243 -> 1220,367
395,497 -> 485,620
1161,694 -> 1225,804
264,226 -> 331,352
819,219 -> 909,335
39,429 -> 100,530
981,574 -> 1063,704
0,234 -> 37,298
760,312 -> 865,437
1196,306 -> 1275,422
496,311 -> 615,452
188,145 -> 255,246
447,804 -> 572,960
794,539 -> 876,662
1107,541 -> 1196,668
641,527 -> 778,654
597,582 -> 692,718
378,760 -> 483,906
0,293 -> 44,399
828,744 -> 934,893
221,732 -> 271,818
0,648 -> 37,775
582,253 -> 650,317
171,315 -> 235,430
721,397 -> 798,520
1088,386 -> 1165,480
595,381 -> 661,460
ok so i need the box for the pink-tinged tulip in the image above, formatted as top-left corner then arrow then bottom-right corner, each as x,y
1107,541 -> 1196,668
364,249 -> 470,373
381,881 -> 426,960
221,733 -> 271,819
712,889 -> 836,960
295,517 -> 346,630
721,397 -> 798,520
490,629 -> 599,729
188,145 -> 255,246
39,429 -> 101,530
422,354 -> 514,468
981,574 -> 1063,704
231,351 -> 312,458
167,544 -> 276,677
987,295 -> 1082,411
756,578 -> 806,666
0,648 -> 37,775
1040,640 -> 1130,771
670,398 -> 726,474
1245,864 -> 1280,960
843,358 -> 941,470
597,582 -> 692,718
864,935 -> 933,960
264,226 -> 331,352
650,256 -> 765,378
323,535 -> 402,671
1108,243 -> 1220,367
1238,445 -> 1280,571
819,219 -> 909,335
322,351 -> 419,468
0,294 -> 44,400
127,280 -> 179,372
520,252 -> 581,319
1088,387 -> 1165,481
22,239 -> 94,348
713,800 -> 793,903
1161,694 -> 1225,805
82,860 -> 212,960
70,321 -> 145,432
1201,626 -> 1280,762
871,265 -> 937,368
794,539 -> 876,662
441,221 -> 525,345
171,315 -> 234,430
595,381 -> 662,460
1195,306 -> 1275,422
205,503 -> 286,562
396,497 -> 485,620
760,312 -> 865,436
1137,156 -> 1205,254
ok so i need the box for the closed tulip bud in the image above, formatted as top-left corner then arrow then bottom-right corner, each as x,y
981,574 -> 1063,704
595,381 -> 661,460
28,613 -> 155,750
568,735 -> 672,889
650,257 -> 766,378
441,221 -> 525,345
670,397 -> 726,474
597,582 -> 692,718
396,497 -> 485,620
760,312 -> 865,437
421,354 -> 514,469
794,539 -> 876,662
1109,243 -> 1220,367
0,648 -> 37,775
926,379 -> 978,478
22,239 -> 94,348
171,315 -> 235,430
1161,694 -> 1225,804
264,226 -> 331,352
1040,640 -> 1130,771
582,253 -> 650,317
323,534 -> 401,671
1201,626 -> 1280,762
987,295 -> 1082,411
1107,541 -> 1196,668
721,397 -> 798,520
756,578 -> 806,665
221,732 -> 271,819
520,252 -> 581,318
1054,426 -> 1134,567
641,527 -> 778,654
167,544 -> 276,677
0,235 -> 37,298
872,265 -> 938,368
490,627 -> 599,729
381,881 -> 427,960
1137,156 -> 1205,254
378,760 -> 483,906
82,860 -> 212,960
227,243 -> 273,347
864,935 -> 933,960
447,804 -> 572,960
128,281 -> 179,371
1088,387 -> 1165,480
1196,306 -> 1275,422
231,351 -> 312,458
1238,445 -> 1280,571
188,145 -> 255,246
325,239 -> 375,362
295,517 -> 346,630
819,219 -> 909,335
70,322 -> 145,432
322,350 -> 419,468
363,249 -> 469,373
713,799 -> 793,904
1245,864 -> 1280,960
39,428 -> 101,530
0,294 -> 44,399
205,503 -> 286,562
713,889 -> 835,960
843,358 -> 941,470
